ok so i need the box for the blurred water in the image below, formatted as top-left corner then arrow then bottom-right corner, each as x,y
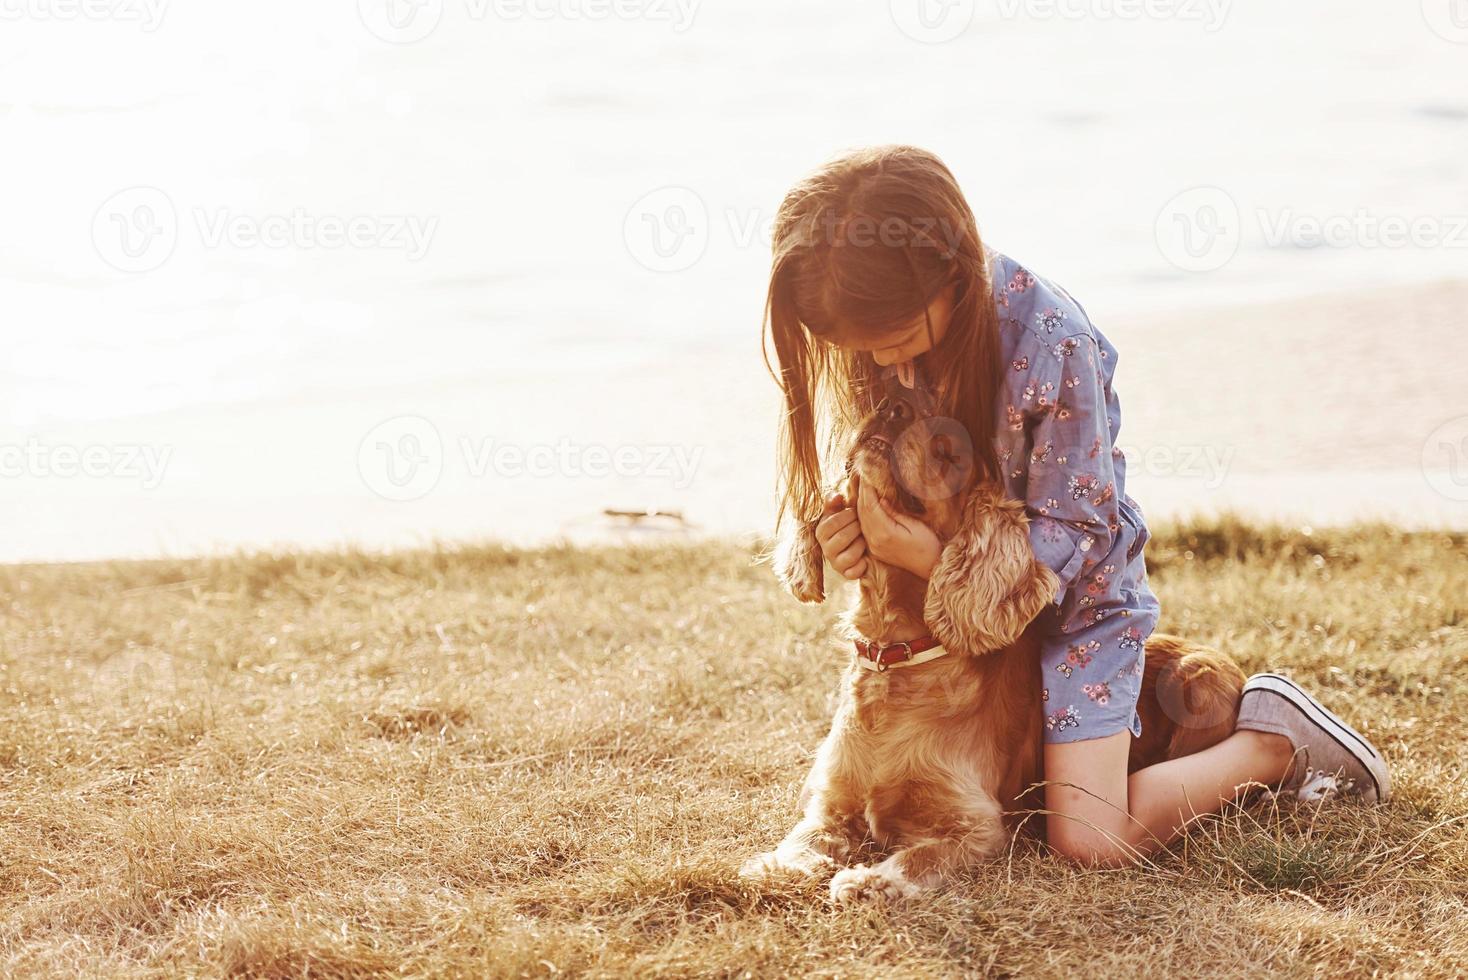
1,1 -> 1466,561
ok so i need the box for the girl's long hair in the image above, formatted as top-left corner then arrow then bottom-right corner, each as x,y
762,145 -> 1003,529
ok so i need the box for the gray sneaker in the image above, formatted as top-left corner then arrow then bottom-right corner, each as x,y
1236,672 -> 1391,804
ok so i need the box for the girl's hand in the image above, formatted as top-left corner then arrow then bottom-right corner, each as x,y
814,493 -> 868,580
856,484 -> 943,580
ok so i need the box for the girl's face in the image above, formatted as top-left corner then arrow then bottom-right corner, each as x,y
830,286 -> 956,368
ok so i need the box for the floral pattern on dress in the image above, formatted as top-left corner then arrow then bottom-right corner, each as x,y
1037,307 -> 1068,333
1036,517 -> 1068,545
985,247 -> 1161,744
1068,641 -> 1099,668
1068,473 -> 1099,501
1046,705 -> 1081,733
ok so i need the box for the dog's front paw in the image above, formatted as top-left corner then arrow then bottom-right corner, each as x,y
740,848 -> 834,882
739,851 -> 786,881
774,520 -> 825,604
828,863 -> 919,905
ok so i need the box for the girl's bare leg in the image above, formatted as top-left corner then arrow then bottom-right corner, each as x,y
1042,728 -> 1294,866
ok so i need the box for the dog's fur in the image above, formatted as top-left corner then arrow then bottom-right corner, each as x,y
745,392 -> 1245,903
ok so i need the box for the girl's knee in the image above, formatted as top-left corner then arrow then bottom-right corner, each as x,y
1046,823 -> 1142,868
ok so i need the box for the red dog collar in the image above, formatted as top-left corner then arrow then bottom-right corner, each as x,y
853,635 -> 947,672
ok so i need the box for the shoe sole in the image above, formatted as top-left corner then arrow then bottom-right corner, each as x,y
1242,672 -> 1390,803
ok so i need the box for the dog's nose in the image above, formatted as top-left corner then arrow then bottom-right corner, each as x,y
884,396 -> 914,425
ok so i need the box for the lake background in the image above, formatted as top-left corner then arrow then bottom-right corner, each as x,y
3,0 -> 1467,563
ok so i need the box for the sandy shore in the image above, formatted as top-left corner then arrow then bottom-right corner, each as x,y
1108,277 -> 1468,531
6,279 -> 1467,565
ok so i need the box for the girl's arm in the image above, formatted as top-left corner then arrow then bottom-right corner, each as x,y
1013,327 -> 1123,614
856,326 -> 1125,595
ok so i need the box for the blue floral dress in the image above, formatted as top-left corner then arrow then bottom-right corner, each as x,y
987,248 -> 1160,744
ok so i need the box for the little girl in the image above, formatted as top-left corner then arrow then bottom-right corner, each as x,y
763,146 -> 1390,866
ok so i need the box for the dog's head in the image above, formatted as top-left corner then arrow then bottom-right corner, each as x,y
847,385 -> 973,541
774,380 -> 1058,655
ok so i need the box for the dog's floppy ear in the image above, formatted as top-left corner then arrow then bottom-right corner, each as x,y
924,485 -> 1058,654
773,518 -> 825,604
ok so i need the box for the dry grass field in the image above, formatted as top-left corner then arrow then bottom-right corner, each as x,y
2,519 -> 1466,977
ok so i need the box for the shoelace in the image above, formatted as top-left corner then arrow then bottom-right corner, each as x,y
1294,766 -> 1358,803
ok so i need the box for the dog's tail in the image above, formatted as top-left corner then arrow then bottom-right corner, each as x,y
1133,635 -> 1247,770
1158,642 -> 1247,759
